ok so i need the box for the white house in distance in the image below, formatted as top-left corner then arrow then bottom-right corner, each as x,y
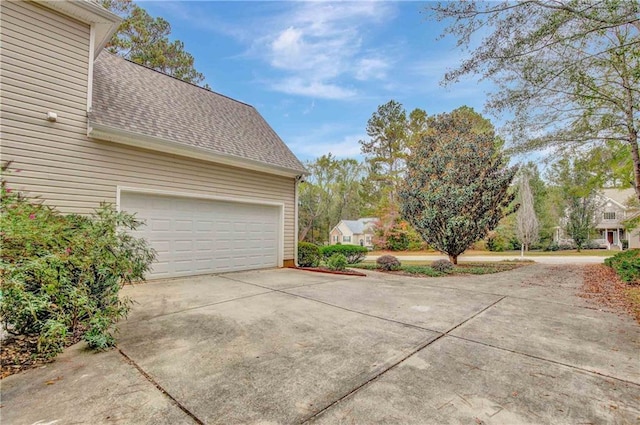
554,188 -> 639,249
329,218 -> 378,248
596,188 -> 639,249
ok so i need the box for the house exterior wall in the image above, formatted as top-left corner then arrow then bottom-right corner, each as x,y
629,229 -> 640,249
596,202 -> 627,230
329,228 -> 342,245
336,222 -> 354,244
0,1 -> 296,261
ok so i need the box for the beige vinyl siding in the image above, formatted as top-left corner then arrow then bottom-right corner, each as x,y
0,1 -> 297,260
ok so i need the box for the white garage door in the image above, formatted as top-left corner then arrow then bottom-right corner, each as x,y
120,192 -> 281,278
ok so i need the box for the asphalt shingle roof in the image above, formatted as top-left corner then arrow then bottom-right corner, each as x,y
90,52 -> 306,174
342,218 -> 378,234
601,188 -> 636,207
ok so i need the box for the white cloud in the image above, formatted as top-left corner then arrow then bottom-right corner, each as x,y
253,2 -> 395,98
154,2 -> 397,99
272,78 -> 356,100
355,57 -> 389,81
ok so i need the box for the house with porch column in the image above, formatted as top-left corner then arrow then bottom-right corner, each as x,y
595,188 -> 638,249
554,188 -> 639,249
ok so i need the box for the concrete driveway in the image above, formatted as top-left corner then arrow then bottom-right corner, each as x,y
2,265 -> 639,424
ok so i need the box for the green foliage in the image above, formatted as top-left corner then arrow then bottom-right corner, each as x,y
431,259 -> 453,273
320,245 -> 368,264
326,253 -> 348,271
298,154 -> 366,243
297,242 -> 320,267
429,1 -> 640,204
399,265 -> 444,277
605,250 -> 640,284
102,0 -> 207,86
359,100 -> 429,205
376,255 -> 401,271
0,169 -> 156,358
399,107 -> 518,264
548,158 -> 600,251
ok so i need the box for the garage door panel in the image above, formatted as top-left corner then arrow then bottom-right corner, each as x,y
121,192 -> 280,278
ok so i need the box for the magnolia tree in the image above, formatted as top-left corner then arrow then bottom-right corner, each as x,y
399,107 -> 518,264
516,173 -> 539,255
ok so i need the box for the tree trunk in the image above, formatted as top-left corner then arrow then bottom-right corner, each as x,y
629,129 -> 640,204
449,254 -> 458,264
298,222 -> 313,241
521,244 -> 524,257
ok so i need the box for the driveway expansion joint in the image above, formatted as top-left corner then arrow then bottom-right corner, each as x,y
301,297 -> 510,423
384,276 -> 603,312
220,274 -> 349,291
448,335 -> 640,387
299,334 -> 444,424
127,290 -> 273,323
117,348 -> 205,425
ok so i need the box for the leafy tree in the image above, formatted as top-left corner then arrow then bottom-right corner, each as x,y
566,196 -> 600,251
298,154 -> 365,243
548,157 -> 602,251
524,162 -> 558,246
359,100 -> 409,204
516,172 -> 539,255
430,1 -> 640,202
102,0 -> 207,86
399,107 -> 517,264
372,206 -> 425,251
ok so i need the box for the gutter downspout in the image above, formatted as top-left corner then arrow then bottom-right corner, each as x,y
294,174 -> 304,267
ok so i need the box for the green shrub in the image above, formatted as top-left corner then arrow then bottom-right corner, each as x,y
0,170 -> 156,358
298,242 -> 320,267
326,253 -> 348,271
486,236 -> 505,252
605,249 -> 640,284
400,265 -> 443,277
376,255 -> 401,271
320,244 -> 368,264
431,259 -> 453,273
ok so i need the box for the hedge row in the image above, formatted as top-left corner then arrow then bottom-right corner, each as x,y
297,243 -> 368,267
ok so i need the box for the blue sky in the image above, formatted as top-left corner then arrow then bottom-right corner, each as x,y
143,1 -> 496,163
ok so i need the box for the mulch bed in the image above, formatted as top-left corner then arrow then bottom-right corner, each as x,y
1,327 -> 86,379
297,267 -> 367,276
580,264 -> 640,324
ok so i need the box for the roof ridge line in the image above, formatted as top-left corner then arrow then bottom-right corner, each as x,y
99,50 -> 255,109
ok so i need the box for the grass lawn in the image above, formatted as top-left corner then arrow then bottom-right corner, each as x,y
369,249 -> 616,257
351,260 -> 530,277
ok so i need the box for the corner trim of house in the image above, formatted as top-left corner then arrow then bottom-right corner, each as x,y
116,186 -> 286,268
89,123 -> 304,178
86,24 -> 96,113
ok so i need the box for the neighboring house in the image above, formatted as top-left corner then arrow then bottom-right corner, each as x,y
1,0 -> 306,278
554,188 -> 639,249
595,188 -> 639,249
329,218 -> 378,248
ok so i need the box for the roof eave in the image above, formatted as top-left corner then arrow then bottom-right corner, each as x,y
88,122 -> 306,178
36,0 -> 121,58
